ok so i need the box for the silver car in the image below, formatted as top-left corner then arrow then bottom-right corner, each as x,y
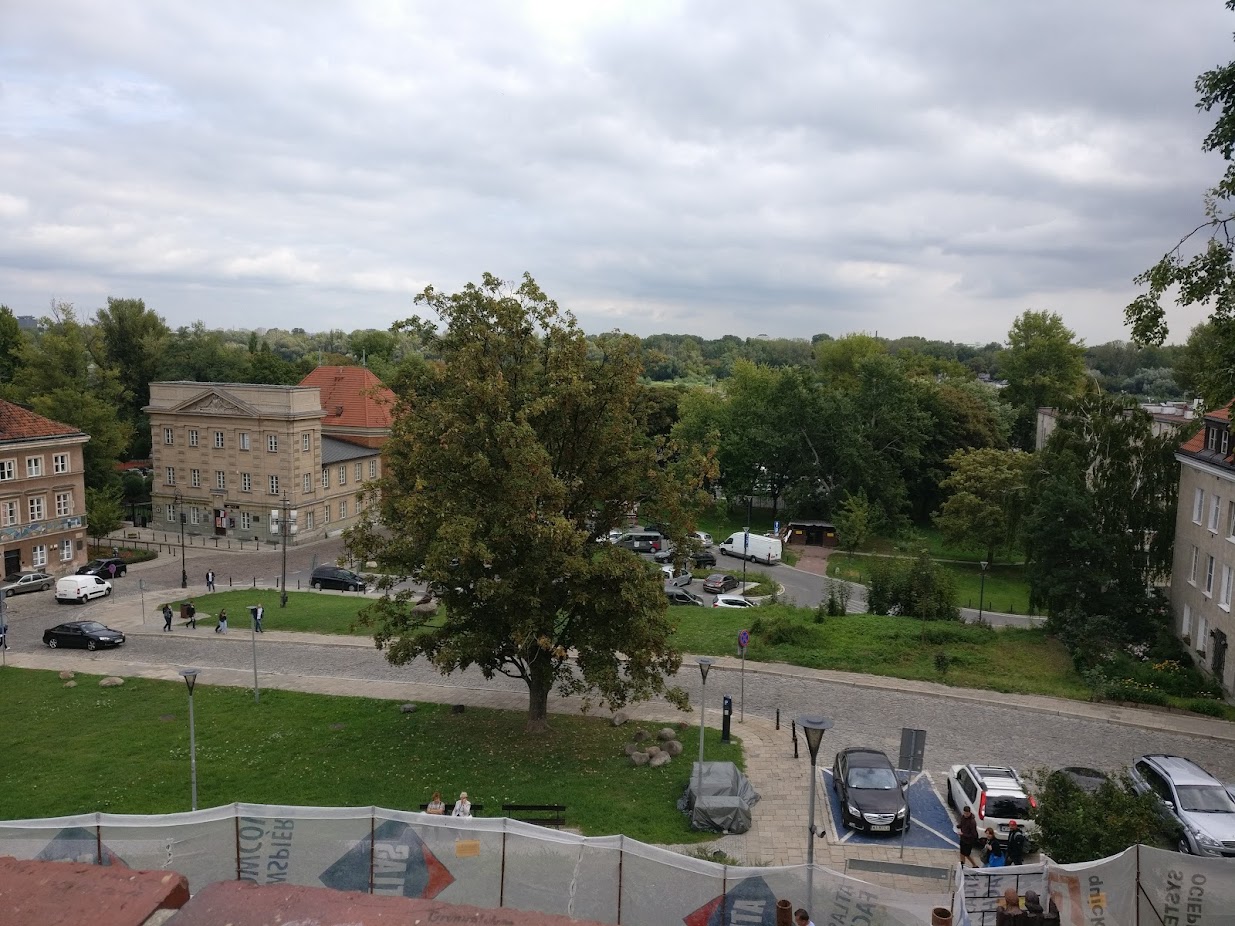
2,571 -> 53,597
1130,754 -> 1235,857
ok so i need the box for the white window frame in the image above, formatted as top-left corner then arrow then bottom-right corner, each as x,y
241,472 -> 252,493
166,466 -> 176,486
189,429 -> 200,447
214,431 -> 225,449
1198,614 -> 1210,652
240,511 -> 252,530
164,427 -> 174,445
239,432 -> 250,451
1208,428 -> 1219,451
1210,496 -> 1222,533
340,499 -> 347,519
303,473 -> 312,493
267,434 -> 278,453
322,469 -> 330,489
31,544 -> 46,568
28,496 -> 44,521
1190,545 -> 1200,584
1182,603 -> 1192,640
1225,432 -> 1232,456
1194,488 -> 1206,524
1222,565 -> 1233,611
53,453 -> 69,474
190,506 -> 201,525
305,510 -> 315,531
1205,555 -> 1216,596
216,471 -> 226,490
369,460 -> 377,479
60,539 -> 73,562
303,433 -> 310,452
0,460 -> 12,481
269,475 -> 279,495
25,456 -> 43,478
165,504 -> 175,522
55,491 -> 72,517
191,468 -> 201,488
324,503 -> 331,524
338,465 -> 346,486
1,500 -> 17,526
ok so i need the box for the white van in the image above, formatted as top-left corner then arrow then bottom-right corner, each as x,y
55,574 -> 112,604
719,531 -> 782,565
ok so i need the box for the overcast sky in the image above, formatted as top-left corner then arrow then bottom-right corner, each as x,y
2,1 -> 1233,345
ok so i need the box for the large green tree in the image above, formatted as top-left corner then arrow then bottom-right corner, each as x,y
0,306 -> 24,383
1000,310 -> 1087,448
346,273 -> 712,732
94,297 -> 170,459
934,448 -> 1032,564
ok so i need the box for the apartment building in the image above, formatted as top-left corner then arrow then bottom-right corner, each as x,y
0,399 -> 90,577
1171,402 -> 1235,694
145,369 -> 393,546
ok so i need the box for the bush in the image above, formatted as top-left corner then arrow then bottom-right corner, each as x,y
865,552 -> 959,621
1184,698 -> 1227,718
1103,683 -> 1169,706
755,617 -> 817,647
88,545 -> 157,564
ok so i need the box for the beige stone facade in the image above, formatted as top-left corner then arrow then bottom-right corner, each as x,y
0,401 -> 91,577
1171,405 -> 1235,694
145,382 -> 382,546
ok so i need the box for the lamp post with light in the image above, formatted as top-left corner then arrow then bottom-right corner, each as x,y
172,489 -> 187,588
797,714 -> 833,910
978,560 -> 989,622
694,657 -> 714,826
179,668 -> 201,810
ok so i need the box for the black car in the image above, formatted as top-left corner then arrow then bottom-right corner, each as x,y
653,547 -> 717,568
310,565 -> 368,592
77,558 -> 127,578
43,620 -> 125,651
703,573 -> 739,594
832,748 -> 910,835
666,588 -> 706,606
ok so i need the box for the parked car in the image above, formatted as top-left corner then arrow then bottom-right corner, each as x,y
77,558 -> 127,578
665,588 -> 706,607
660,565 -> 692,587
945,764 -> 1037,847
713,594 -> 755,608
694,531 -> 714,548
614,532 -> 663,554
310,565 -> 368,592
718,531 -> 782,565
703,573 -> 740,594
654,546 -> 716,568
55,575 -> 112,604
1129,754 -> 1235,857
832,748 -> 910,834
2,571 -> 53,597
43,620 -> 125,650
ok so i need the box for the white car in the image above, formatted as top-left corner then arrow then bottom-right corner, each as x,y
660,565 -> 692,587
694,531 -> 714,548
945,764 -> 1037,849
712,595 -> 755,608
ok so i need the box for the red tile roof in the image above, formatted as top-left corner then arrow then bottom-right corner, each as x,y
0,399 -> 85,443
1180,400 -> 1234,456
298,366 -> 395,430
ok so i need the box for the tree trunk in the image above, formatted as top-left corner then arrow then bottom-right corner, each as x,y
525,662 -> 553,733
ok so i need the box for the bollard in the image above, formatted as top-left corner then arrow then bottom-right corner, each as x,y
252,577 -> 256,587
792,720 -> 798,759
297,579 -> 300,589
776,708 -> 780,730
228,576 -> 232,587
776,899 -> 793,926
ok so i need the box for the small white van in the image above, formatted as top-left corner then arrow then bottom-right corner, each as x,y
55,574 -> 112,604
719,531 -> 782,565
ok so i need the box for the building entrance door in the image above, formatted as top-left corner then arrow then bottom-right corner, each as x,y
3,549 -> 20,576
1213,630 -> 1228,686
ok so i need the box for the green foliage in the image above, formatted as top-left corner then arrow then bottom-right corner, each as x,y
347,273 -> 714,732
866,551 -> 959,621
934,650 -> 951,676
1029,770 -> 1181,863
93,297 -> 170,459
0,305 -> 24,383
934,447 -> 1032,564
85,487 -> 125,543
832,490 -> 874,555
1000,310 -> 1087,448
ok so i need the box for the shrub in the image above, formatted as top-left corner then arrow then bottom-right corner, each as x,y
757,618 -> 816,647
864,552 -> 959,621
1184,698 -> 1227,718
1103,682 -> 1168,706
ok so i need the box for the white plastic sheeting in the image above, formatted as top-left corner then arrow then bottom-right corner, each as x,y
0,803 -> 945,926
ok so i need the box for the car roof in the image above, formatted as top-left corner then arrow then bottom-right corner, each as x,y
1139,754 -> 1221,786
966,765 -> 1026,794
840,748 -> 893,768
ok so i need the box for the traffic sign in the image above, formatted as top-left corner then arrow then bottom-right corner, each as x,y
738,629 -> 750,649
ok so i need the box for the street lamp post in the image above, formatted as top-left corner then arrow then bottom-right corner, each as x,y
978,560 -> 989,623
694,657 -> 714,827
742,497 -> 752,591
173,489 -> 187,589
179,668 -> 201,810
279,492 -> 289,608
797,714 -> 833,911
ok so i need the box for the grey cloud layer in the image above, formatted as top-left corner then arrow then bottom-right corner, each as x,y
0,0 -> 1230,342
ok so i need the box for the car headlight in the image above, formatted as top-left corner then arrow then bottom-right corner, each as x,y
895,807 -> 907,818
1192,828 -> 1222,848
847,804 -> 860,817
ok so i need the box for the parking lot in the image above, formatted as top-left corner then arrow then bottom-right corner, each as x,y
821,768 -> 959,850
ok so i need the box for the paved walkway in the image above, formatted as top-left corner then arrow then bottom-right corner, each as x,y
14,589 -> 1235,896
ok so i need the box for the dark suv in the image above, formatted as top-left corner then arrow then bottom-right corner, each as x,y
310,565 -> 368,592
77,558 -> 127,578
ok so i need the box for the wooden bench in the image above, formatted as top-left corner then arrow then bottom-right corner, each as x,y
501,803 -> 567,828
419,803 -> 483,816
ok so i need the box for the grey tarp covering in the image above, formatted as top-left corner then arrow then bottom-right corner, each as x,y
676,761 -> 761,833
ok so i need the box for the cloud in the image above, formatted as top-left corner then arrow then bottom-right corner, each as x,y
0,0 -> 1230,344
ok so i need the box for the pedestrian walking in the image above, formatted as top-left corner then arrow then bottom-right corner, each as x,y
185,600 -> 197,629
215,608 -> 228,633
957,806 -> 980,868
206,569 -> 216,593
254,602 -> 264,633
1006,820 -> 1028,865
162,604 -> 173,632
0,621 -> 9,651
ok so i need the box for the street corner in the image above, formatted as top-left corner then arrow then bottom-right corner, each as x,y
821,768 -> 958,850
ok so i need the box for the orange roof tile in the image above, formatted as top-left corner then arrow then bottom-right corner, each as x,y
0,399 -> 85,443
298,366 -> 395,430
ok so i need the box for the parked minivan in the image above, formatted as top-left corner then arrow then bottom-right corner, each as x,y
55,574 -> 113,604
614,532 -> 663,554
719,531 -> 782,565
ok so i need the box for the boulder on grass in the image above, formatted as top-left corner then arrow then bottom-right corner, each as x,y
611,711 -> 628,727
658,727 -> 676,741
632,729 -> 648,742
58,670 -> 75,681
99,677 -> 125,688
623,743 -> 640,756
645,745 -> 661,758
649,752 -> 671,768
400,703 -> 418,713
63,680 -> 77,688
663,739 -> 683,756
630,752 -> 650,766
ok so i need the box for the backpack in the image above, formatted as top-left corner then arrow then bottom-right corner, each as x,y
1008,829 -> 1027,860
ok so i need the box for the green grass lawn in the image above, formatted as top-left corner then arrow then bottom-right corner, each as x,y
826,553 -> 1033,614
0,668 -> 735,843
161,590 -> 373,635
672,606 -> 1090,700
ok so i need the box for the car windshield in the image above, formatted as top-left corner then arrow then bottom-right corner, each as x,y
1177,785 -> 1235,812
848,767 -> 898,790
3,574 -> 23,582
78,622 -> 107,632
986,795 -> 1030,818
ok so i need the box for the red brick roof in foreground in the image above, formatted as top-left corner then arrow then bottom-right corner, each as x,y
0,399 -> 84,443
299,366 -> 395,430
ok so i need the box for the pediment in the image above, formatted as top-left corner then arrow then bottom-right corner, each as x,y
170,389 -> 260,417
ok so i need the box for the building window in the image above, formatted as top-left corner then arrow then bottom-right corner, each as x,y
1208,428 -> 1218,451
240,511 -> 252,530
1222,566 -> 1233,611
1,500 -> 17,526
339,499 -> 348,519
1228,501 -> 1235,541
31,544 -> 46,568
1182,603 -> 1192,640
1210,496 -> 1222,533
303,473 -> 312,493
215,431 -> 225,449
269,475 -> 279,495
191,468 -> 201,488
0,460 -> 12,481
165,504 -> 175,522
53,453 -> 69,474
164,427 -> 174,445
1191,545 -> 1199,583
355,462 -> 363,481
305,510 -> 315,530
1225,432 -> 1231,456
25,456 -> 43,478
216,471 -> 226,490
28,497 -> 44,521
55,492 -> 72,517
322,469 -> 330,489
338,465 -> 347,486
241,472 -> 252,493
369,460 -> 377,479
188,429 -> 199,447
166,466 -> 176,486
1206,555 -> 1216,595
267,434 -> 278,453
240,432 -> 250,451
60,539 -> 73,562
324,503 -> 331,524
1193,488 -> 1206,523
1198,614 -> 1210,652
190,506 -> 201,525
303,433 -> 311,452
